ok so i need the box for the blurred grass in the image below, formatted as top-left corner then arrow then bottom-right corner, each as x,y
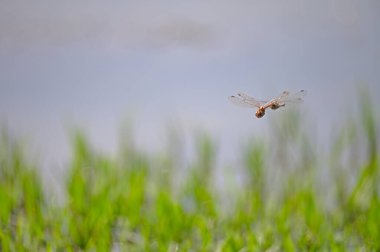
0,93 -> 379,251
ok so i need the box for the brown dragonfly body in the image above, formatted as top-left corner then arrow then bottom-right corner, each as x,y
229,90 -> 306,118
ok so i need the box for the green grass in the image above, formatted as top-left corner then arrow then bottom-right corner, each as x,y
0,94 -> 379,251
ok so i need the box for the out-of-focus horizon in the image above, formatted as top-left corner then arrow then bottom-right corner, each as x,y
0,0 -> 379,170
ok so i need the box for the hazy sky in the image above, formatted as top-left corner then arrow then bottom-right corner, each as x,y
1,0 -> 379,173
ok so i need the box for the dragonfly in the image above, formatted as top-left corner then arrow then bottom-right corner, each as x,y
229,90 -> 307,118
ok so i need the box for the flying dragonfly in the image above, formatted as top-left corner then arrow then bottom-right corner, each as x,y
229,90 -> 307,118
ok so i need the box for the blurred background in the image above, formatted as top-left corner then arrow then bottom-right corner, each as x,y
0,0 -> 379,183
1,1 -> 380,250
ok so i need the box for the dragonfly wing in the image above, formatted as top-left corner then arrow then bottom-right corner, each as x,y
229,94 -> 264,108
275,91 -> 290,101
237,92 -> 267,104
279,90 -> 307,103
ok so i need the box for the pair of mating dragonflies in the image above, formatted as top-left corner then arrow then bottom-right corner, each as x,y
229,90 -> 307,118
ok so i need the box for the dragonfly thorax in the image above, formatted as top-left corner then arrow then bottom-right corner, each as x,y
269,102 -> 285,110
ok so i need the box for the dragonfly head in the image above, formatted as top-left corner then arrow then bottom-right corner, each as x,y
255,107 -> 265,118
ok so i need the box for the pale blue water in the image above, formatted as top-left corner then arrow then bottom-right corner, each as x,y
1,0 -> 379,177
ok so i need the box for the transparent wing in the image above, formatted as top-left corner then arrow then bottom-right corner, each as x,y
229,96 -> 258,108
277,90 -> 307,103
229,93 -> 266,108
236,92 -> 267,104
